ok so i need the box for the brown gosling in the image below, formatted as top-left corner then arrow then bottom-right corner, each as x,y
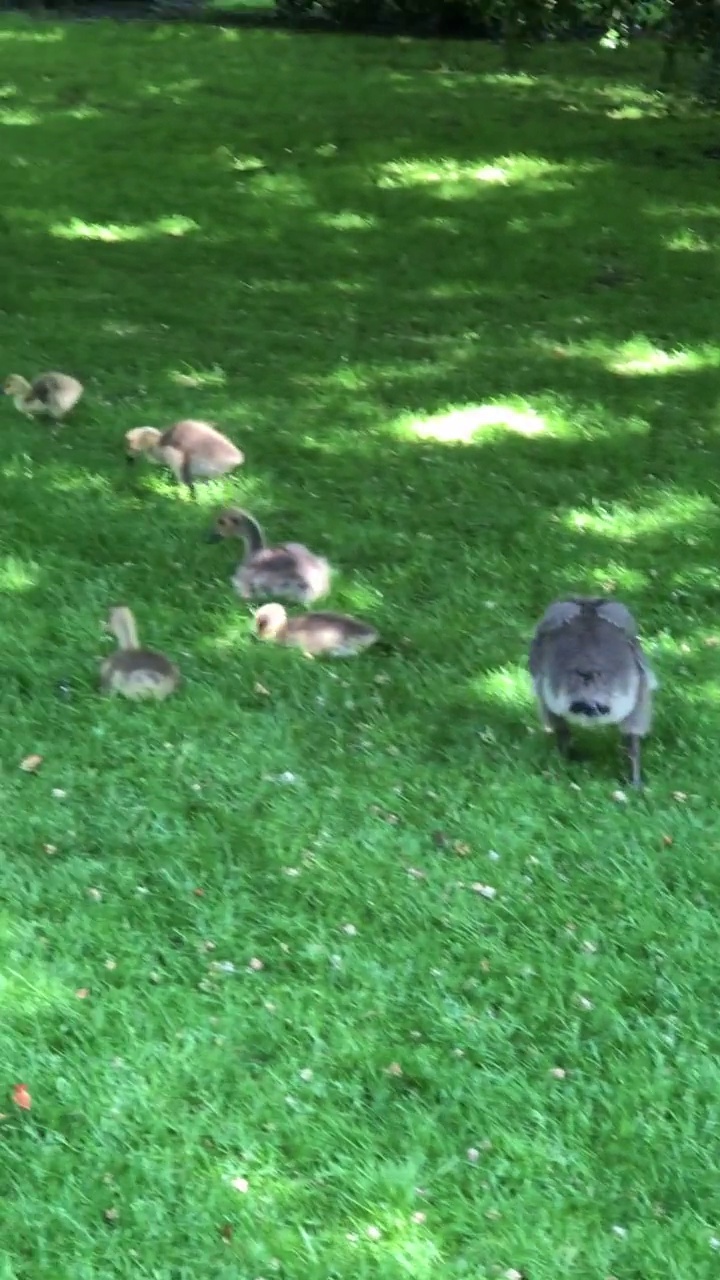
254,603 -> 379,658
4,372 -> 84,422
208,508 -> 331,605
100,606 -> 181,701
125,420 -> 244,498
528,595 -> 658,788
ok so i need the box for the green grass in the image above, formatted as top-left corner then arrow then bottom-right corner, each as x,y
2,15 -> 720,1277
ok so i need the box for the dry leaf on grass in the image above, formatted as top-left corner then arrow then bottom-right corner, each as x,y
20,754 -> 43,773
12,1084 -> 31,1110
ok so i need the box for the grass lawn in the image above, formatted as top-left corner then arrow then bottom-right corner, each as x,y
2,14 -> 720,1277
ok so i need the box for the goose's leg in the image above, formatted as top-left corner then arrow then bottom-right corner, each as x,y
548,713 -> 574,758
624,734 -> 643,789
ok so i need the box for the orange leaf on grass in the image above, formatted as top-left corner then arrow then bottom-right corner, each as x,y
12,1084 -> 31,1110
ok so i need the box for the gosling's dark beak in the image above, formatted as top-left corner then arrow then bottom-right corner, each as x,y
205,530 -> 222,543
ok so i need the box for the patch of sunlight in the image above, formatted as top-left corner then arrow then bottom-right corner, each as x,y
216,146 -> 266,174
566,493 -> 714,541
689,678 -> 720,707
0,555 -> 39,593
481,72 -> 538,88
102,318 -> 145,337
0,107 -> 40,126
320,365 -> 370,392
340,581 -> 384,613
587,564 -> 648,594
376,154 -> 583,196
145,77 -> 203,98
609,339 -> 717,376
0,27 -> 64,42
250,172 -> 316,206
665,229 -> 714,254
50,214 -> 200,242
211,615 -> 254,652
317,211 -> 377,231
0,83 -> 18,99
474,667 -> 531,710
48,471 -> 111,496
67,105 -> 103,122
402,402 -> 547,444
168,364 -> 227,389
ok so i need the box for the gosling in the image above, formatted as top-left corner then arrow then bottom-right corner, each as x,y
100,605 -> 181,700
254,603 -> 379,657
208,508 -> 331,605
125,420 -> 244,498
528,595 -> 658,788
4,372 -> 83,422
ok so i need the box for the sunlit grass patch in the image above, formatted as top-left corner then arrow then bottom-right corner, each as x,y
565,492 -> 717,542
376,153 -> 589,196
398,402 -> 549,443
50,214 -> 200,241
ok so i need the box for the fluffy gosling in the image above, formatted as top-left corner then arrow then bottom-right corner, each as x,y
208,508 -> 331,604
4,372 -> 83,422
254,603 -> 379,657
125,419 -> 244,498
100,605 -> 181,700
528,595 -> 658,788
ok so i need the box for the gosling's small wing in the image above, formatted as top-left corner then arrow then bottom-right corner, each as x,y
302,612 -> 378,650
529,599 -> 583,678
29,375 -> 58,404
243,547 -> 321,599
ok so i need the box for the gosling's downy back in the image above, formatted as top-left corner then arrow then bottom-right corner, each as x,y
529,596 -> 657,728
101,605 -> 180,700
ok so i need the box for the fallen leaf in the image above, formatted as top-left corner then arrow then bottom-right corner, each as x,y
254,682 -> 271,696
43,843 -> 57,856
12,1084 -> 31,1110
220,1223 -> 234,1243
103,1208 -> 119,1225
193,888 -> 205,897
453,841 -> 471,856
75,988 -> 90,999
386,1062 -> 403,1077
661,834 -> 673,847
231,1176 -> 249,1193
20,754 -> 43,773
